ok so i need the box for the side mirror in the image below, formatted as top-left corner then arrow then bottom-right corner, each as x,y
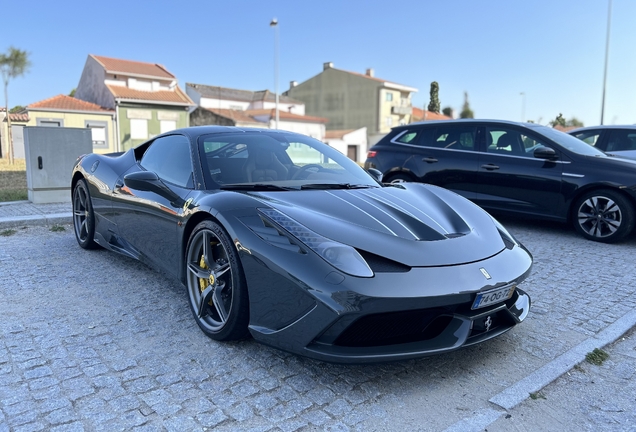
533,146 -> 558,160
123,171 -> 185,208
366,168 -> 383,183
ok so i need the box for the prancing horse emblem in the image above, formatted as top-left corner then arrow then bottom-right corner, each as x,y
484,316 -> 492,332
480,267 -> 491,279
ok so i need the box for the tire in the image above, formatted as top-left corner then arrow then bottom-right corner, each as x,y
72,179 -> 99,249
573,189 -> 635,243
185,220 -> 250,341
386,173 -> 414,184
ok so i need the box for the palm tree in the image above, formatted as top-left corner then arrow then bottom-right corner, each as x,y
0,47 -> 31,164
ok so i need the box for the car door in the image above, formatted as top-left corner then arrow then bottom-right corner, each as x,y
111,134 -> 194,274
398,124 -> 481,194
470,125 -> 565,218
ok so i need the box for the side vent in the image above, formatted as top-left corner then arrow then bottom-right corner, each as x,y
250,218 -> 303,253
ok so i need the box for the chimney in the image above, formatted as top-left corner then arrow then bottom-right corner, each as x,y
323,62 -> 334,70
366,68 -> 374,77
290,80 -> 298,89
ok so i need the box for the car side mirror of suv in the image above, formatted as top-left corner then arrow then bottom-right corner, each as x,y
533,146 -> 558,160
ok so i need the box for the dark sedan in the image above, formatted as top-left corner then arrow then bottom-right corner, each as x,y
365,119 -> 636,243
71,126 -> 532,363
569,125 -> 636,160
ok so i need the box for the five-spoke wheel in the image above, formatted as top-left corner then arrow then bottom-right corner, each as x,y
573,189 -> 634,243
185,220 -> 249,340
72,179 -> 98,249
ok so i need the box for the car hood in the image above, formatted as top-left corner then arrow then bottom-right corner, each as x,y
250,183 -> 506,267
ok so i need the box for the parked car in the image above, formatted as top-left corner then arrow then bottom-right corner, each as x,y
365,119 -> 636,243
569,125 -> 636,160
71,126 -> 533,363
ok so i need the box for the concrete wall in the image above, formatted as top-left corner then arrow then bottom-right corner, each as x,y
118,104 -> 189,151
199,97 -> 251,111
24,110 -> 116,154
190,107 -> 236,127
325,127 -> 368,162
75,56 -> 114,109
286,68 -> 380,134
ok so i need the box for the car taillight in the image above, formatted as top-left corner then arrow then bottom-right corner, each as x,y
367,151 -> 377,158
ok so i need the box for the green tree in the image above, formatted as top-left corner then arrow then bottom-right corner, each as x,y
69,88 -> 76,97
0,47 -> 31,164
442,107 -> 453,118
427,81 -> 440,113
566,117 -> 584,128
550,113 -> 566,128
9,105 -> 24,113
459,92 -> 474,119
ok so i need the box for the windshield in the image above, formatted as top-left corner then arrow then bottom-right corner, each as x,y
198,132 -> 380,190
532,125 -> 607,157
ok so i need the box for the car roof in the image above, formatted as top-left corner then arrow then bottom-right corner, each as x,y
392,119 -> 544,130
568,125 -> 636,134
152,125 -> 309,141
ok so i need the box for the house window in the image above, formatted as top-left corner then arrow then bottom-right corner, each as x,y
160,120 -> 177,134
36,118 -> 64,127
130,118 -> 148,140
385,93 -> 393,102
85,120 -> 108,148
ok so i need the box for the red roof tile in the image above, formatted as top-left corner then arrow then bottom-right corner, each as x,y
411,107 -> 452,121
246,109 -> 328,124
203,108 -> 263,124
92,55 -> 175,79
0,108 -> 29,122
106,85 -> 193,106
325,129 -> 356,139
28,94 -> 112,112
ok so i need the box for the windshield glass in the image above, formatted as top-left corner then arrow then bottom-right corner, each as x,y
198,132 -> 379,190
532,125 -> 607,157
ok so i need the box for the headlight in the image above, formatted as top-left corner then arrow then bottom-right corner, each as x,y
490,215 -> 518,249
259,208 -> 374,278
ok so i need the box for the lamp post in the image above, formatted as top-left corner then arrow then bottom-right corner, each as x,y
270,18 -> 279,129
600,0 -> 612,125
520,92 -> 526,123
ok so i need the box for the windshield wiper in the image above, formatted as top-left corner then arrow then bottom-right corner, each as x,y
220,184 -> 293,191
300,183 -> 375,190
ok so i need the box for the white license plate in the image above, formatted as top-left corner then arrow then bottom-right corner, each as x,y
472,286 -> 515,310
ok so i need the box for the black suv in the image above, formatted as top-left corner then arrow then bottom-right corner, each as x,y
365,119 -> 636,243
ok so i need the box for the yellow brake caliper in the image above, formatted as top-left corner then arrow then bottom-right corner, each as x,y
198,255 -> 209,292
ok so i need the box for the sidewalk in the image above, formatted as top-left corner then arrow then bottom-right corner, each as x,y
0,200 -> 72,229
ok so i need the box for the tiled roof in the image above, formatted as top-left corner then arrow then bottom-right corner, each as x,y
246,109 -> 328,124
325,129 -> 356,139
0,107 -> 29,122
28,94 -> 112,112
411,107 -> 452,121
106,85 -> 193,106
92,55 -> 175,79
203,108 -> 263,124
187,83 -> 302,104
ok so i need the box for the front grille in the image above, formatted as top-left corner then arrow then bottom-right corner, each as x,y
334,307 -> 456,347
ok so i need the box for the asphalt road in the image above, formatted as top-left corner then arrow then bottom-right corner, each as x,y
1,218 -> 635,431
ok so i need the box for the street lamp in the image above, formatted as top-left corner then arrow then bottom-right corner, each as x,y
520,92 -> 526,123
600,0 -> 612,125
270,18 -> 279,129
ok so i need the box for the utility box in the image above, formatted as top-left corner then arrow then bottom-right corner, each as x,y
24,127 -> 93,203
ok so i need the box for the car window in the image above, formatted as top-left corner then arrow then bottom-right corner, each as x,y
424,126 -> 476,150
572,131 -> 601,147
486,128 -> 526,156
140,135 -> 194,188
394,131 -> 419,144
607,130 -> 636,152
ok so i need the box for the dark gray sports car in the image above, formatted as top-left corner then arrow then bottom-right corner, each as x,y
71,126 -> 532,363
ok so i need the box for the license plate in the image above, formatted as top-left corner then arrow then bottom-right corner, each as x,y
472,286 -> 515,310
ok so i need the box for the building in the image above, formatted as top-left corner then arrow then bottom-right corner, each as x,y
75,55 -> 194,151
285,62 -> 418,145
1,108 -> 30,159
186,83 -> 328,141
324,128 -> 368,163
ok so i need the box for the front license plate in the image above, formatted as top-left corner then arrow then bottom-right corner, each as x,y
472,286 -> 515,310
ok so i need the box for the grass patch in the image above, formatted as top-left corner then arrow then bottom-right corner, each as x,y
529,392 -> 546,400
0,229 -> 17,236
586,348 -> 609,365
50,225 -> 66,232
0,159 -> 27,202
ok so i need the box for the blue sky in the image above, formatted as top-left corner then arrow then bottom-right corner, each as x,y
4,0 -> 635,126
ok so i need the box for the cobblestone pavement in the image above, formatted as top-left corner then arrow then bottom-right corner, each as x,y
1,218 -> 635,431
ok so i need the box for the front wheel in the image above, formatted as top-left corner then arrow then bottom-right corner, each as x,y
573,189 -> 635,243
72,179 -> 98,249
185,220 -> 250,341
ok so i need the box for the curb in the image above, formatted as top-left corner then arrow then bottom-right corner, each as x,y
0,213 -> 73,229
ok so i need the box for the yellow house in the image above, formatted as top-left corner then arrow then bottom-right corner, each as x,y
22,95 -> 116,154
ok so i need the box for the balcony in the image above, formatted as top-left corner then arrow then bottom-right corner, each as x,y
392,105 -> 412,115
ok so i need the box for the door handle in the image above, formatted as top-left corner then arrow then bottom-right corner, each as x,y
422,157 -> 438,163
481,164 -> 500,170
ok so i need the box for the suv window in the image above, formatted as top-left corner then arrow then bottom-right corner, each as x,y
140,135 -> 193,188
607,130 -> 636,152
572,130 -> 601,147
424,126 -> 476,150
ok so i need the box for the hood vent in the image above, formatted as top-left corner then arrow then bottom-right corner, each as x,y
358,250 -> 411,273
250,218 -> 302,253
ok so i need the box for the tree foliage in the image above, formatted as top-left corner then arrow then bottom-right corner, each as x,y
427,81 -> 440,114
459,92 -> 474,119
442,107 -> 453,118
550,113 -> 566,127
69,88 -> 76,97
566,117 -> 584,128
9,105 -> 25,113
0,47 -> 31,164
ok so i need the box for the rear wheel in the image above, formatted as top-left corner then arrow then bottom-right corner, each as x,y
573,189 -> 635,243
185,220 -> 250,341
72,179 -> 98,249
386,173 -> 414,184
